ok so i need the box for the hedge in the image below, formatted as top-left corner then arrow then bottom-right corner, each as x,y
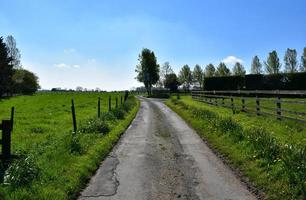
204,72 -> 306,91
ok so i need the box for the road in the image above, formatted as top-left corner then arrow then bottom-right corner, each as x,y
79,97 -> 256,200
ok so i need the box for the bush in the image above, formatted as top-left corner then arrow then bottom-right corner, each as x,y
111,108 -> 125,119
4,154 -> 39,187
79,118 -> 110,135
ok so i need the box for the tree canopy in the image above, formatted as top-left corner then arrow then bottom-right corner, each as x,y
215,62 -> 231,77
135,48 -> 160,95
193,64 -> 204,89
204,64 -> 215,77
178,65 -> 193,91
232,62 -> 246,76
0,37 -> 13,97
300,47 -> 306,72
251,56 -> 262,74
164,73 -> 179,92
284,48 -> 298,73
264,50 -> 281,74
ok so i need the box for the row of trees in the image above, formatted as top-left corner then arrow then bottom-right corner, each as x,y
135,47 -> 306,94
0,35 -> 39,97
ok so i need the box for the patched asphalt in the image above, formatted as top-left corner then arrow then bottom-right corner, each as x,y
79,97 -> 256,200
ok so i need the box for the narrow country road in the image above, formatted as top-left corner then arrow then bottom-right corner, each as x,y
79,97 -> 256,200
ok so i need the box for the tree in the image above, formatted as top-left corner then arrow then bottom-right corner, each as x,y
5,35 -> 21,69
300,47 -> 306,72
284,48 -> 298,73
215,62 -> 231,77
264,50 -> 281,74
12,69 -> 40,94
0,37 -> 13,97
135,48 -> 160,95
76,86 -> 83,91
204,63 -> 215,77
178,65 -> 193,92
232,62 -> 246,76
158,61 -> 174,87
251,56 -> 262,74
193,64 -> 204,89
164,73 -> 179,92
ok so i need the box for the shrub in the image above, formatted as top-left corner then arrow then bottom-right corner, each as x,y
111,108 -> 125,120
79,118 -> 110,135
4,154 -> 39,187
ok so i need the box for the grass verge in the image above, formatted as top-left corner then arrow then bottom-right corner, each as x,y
166,96 -> 305,200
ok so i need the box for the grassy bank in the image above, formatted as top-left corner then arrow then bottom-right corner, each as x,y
166,96 -> 305,200
0,92 -> 139,199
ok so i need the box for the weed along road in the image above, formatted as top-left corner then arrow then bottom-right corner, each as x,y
79,97 -> 256,200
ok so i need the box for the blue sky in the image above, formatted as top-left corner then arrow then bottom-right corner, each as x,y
1,0 -> 306,90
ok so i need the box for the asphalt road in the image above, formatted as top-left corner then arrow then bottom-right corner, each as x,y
79,97 -> 256,200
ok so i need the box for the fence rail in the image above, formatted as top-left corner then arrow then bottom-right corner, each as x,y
191,90 -> 306,124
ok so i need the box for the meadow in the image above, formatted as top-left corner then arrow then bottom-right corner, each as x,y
167,96 -> 306,200
0,92 -> 139,199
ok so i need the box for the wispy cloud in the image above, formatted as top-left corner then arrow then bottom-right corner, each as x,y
222,56 -> 244,66
54,63 -> 80,69
64,48 -> 76,53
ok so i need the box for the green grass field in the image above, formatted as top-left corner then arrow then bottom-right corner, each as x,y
0,92 -> 139,199
166,96 -> 306,200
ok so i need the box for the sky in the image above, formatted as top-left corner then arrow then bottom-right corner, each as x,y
1,0 -> 306,90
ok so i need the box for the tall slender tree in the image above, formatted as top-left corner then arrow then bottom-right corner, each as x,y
204,63 -> 215,77
0,37 -> 13,97
178,65 -> 193,92
284,48 -> 298,73
135,48 -> 160,95
251,56 -> 262,74
232,62 -> 246,76
215,62 -> 231,77
5,35 -> 21,69
193,64 -> 204,89
301,47 -> 306,72
158,61 -> 173,87
264,50 -> 281,74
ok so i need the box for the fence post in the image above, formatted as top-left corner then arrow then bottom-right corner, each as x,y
71,99 -> 77,132
276,96 -> 281,120
215,98 -> 218,106
177,92 -> 180,100
1,120 -> 12,159
241,98 -> 245,112
98,97 -> 101,118
256,97 -> 260,116
116,97 -> 118,108
231,97 -> 235,114
108,96 -> 111,111
222,97 -> 225,105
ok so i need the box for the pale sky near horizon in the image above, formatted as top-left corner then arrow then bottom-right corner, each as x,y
1,0 -> 306,90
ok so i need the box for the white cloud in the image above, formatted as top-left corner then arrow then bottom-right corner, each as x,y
64,48 -> 76,53
222,56 -> 244,66
54,63 -> 80,69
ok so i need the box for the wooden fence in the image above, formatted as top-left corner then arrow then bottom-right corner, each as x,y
191,90 -> 306,124
0,107 -> 15,160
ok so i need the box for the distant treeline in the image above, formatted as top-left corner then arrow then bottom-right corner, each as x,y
135,47 -> 306,94
0,35 -> 39,97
